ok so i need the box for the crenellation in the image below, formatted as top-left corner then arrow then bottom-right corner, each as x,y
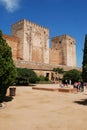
52,34 -> 75,42
25,19 -> 49,31
12,19 -> 25,26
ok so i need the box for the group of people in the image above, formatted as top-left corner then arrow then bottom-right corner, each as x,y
56,78 -> 86,92
73,81 -> 86,92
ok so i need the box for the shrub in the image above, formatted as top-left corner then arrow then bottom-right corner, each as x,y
15,68 -> 37,85
37,75 -> 49,83
44,76 -> 49,81
38,75 -> 45,81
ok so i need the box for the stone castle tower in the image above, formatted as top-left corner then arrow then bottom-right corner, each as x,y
51,35 -> 76,66
11,19 -> 49,64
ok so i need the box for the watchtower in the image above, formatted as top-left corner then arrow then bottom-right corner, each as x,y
52,35 -> 76,67
11,19 -> 49,64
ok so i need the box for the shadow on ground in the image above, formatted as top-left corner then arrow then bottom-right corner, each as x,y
74,99 -> 87,106
3,96 -> 13,102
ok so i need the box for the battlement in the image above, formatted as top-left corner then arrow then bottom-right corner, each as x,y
11,19 -> 25,26
52,34 -> 76,43
12,19 -> 49,32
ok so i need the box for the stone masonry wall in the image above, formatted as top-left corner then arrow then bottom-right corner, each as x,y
23,19 -> 49,64
3,34 -> 19,60
51,35 -> 76,67
11,20 -> 24,60
65,35 -> 76,66
49,48 -> 62,65
11,19 -> 49,64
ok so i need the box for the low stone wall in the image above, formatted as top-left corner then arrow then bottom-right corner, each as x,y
32,87 -> 58,91
32,86 -> 77,93
58,88 -> 77,93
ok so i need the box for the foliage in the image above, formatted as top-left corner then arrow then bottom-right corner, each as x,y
44,76 -> 49,81
0,30 -> 17,102
37,75 -> 45,81
37,80 -> 53,84
53,67 -> 64,74
62,69 -> 82,84
15,68 -> 37,85
36,75 -> 49,84
82,35 -> 87,82
37,75 -> 49,82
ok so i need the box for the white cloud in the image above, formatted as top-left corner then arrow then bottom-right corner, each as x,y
0,0 -> 20,12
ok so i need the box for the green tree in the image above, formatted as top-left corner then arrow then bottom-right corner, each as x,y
62,69 -> 82,84
82,35 -> 87,82
0,30 -> 17,102
53,67 -> 64,74
53,67 -> 64,80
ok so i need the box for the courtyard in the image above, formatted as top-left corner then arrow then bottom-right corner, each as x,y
0,84 -> 87,130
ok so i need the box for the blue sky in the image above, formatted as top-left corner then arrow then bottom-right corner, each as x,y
0,0 -> 87,67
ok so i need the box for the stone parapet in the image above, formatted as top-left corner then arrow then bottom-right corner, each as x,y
14,60 -> 81,71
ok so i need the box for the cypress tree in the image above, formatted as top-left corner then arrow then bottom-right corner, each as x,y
0,30 -> 17,102
82,34 -> 87,82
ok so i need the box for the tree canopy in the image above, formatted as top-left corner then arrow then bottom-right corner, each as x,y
82,35 -> 87,82
53,67 -> 64,74
62,69 -> 82,84
0,30 -> 17,101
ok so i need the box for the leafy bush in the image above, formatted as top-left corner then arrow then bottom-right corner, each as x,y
38,75 -> 45,81
37,75 -> 49,83
44,76 -> 49,81
15,68 -> 37,85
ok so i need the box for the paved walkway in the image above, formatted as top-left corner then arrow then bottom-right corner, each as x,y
0,84 -> 87,130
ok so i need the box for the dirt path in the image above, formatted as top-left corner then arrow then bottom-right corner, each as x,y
0,84 -> 87,130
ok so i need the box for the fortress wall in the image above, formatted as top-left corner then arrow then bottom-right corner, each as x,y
66,37 -> 76,66
3,34 -> 19,60
11,20 -> 25,60
49,48 -> 62,65
23,19 -> 50,64
51,34 -> 76,67
14,60 -> 81,72
11,19 -> 50,64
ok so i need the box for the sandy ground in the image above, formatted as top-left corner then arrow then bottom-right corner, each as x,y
0,84 -> 87,130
